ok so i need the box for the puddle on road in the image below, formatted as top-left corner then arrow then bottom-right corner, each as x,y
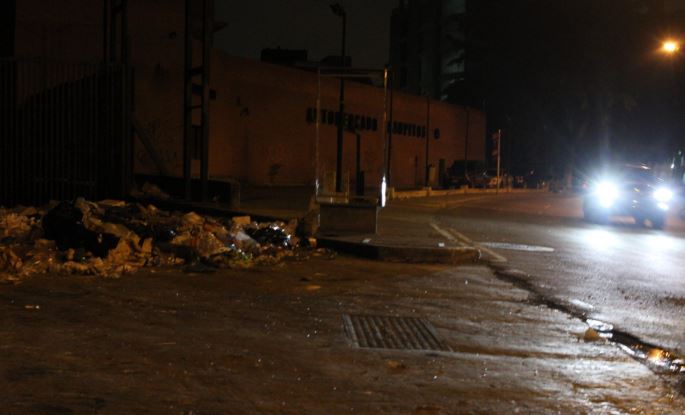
479,242 -> 554,252
587,319 -> 685,375
492,266 -> 685,394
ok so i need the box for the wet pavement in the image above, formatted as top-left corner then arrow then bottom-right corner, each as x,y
417,193 -> 685,351
4,191 -> 685,413
394,192 -> 685,389
1,257 -> 681,413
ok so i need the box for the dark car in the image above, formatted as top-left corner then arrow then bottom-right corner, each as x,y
582,164 -> 673,229
513,169 -> 546,189
446,171 -> 493,189
468,170 -> 502,188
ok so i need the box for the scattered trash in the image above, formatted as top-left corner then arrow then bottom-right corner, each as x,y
231,216 -> 251,227
0,197 -> 323,282
245,224 -> 292,247
438,242 -> 445,247
583,327 -> 602,342
42,201 -> 119,257
362,238 -> 372,244
24,304 -> 40,310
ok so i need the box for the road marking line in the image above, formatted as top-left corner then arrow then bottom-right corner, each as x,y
430,222 -> 457,242
447,227 -> 508,263
429,222 -> 508,262
478,241 -> 554,253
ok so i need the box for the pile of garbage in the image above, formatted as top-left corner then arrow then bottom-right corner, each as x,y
0,198 -> 326,283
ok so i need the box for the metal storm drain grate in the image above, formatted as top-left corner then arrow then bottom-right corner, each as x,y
342,314 -> 451,351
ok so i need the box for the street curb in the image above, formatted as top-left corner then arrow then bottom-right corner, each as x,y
390,187 -> 546,200
317,238 -> 482,264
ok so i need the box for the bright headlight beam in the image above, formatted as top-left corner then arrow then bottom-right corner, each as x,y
654,187 -> 673,203
596,181 -> 619,208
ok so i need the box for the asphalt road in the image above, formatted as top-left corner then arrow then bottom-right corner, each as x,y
394,191 -> 685,355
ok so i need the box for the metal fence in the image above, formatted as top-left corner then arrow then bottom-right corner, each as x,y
0,59 -> 132,207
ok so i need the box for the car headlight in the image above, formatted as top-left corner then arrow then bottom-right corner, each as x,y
596,181 -> 619,208
653,187 -> 673,203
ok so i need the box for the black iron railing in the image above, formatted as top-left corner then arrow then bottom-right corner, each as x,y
0,59 -> 132,206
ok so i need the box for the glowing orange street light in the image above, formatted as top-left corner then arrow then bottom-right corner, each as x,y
662,39 -> 680,54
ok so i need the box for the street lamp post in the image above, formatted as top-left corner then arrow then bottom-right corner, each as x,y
660,38 -> 682,180
331,3 -> 346,193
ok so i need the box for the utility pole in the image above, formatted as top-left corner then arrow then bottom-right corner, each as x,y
496,129 -> 502,195
463,107 -> 470,182
330,3 -> 346,193
424,96 -> 430,186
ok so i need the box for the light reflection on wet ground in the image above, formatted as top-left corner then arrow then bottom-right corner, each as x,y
493,265 -> 685,397
426,193 -> 685,355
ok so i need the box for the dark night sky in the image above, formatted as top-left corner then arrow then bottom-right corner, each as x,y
214,0 -> 685,170
214,0 -> 398,69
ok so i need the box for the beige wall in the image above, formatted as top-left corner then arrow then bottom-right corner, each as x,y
14,1 -> 485,190
207,53 -> 486,189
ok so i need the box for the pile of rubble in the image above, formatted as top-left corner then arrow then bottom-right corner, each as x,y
0,198 -> 327,283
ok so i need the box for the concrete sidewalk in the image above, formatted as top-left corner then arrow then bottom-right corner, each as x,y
235,192 -> 482,265
315,206 -> 480,264
1,257 -> 679,413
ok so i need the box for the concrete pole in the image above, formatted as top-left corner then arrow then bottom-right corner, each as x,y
496,129 -> 501,195
335,11 -> 346,193
315,68 -> 321,196
424,96 -> 430,187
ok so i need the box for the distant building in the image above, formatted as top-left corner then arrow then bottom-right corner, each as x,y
389,0 -> 466,102
1,0 -> 486,206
